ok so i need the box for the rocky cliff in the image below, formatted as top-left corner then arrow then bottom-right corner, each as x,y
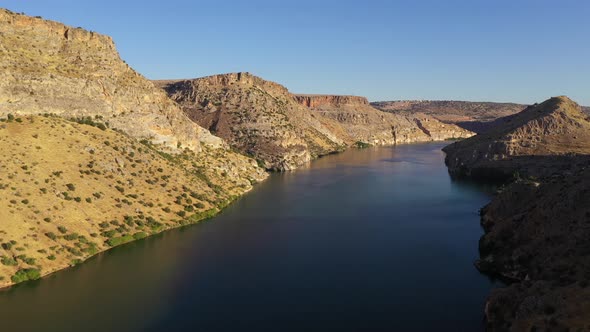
443,96 -> 590,180
0,9 -> 222,152
293,94 -> 474,146
156,73 -> 351,171
442,96 -> 590,330
157,74 -> 473,171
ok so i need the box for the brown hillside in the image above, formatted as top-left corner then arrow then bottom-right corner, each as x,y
443,96 -> 590,180
0,115 -> 265,288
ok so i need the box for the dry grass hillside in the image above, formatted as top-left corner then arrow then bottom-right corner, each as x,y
0,114 -> 265,288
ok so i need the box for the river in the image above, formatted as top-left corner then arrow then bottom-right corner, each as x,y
0,142 -> 498,331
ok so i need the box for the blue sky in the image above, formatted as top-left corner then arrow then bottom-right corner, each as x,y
2,0 -> 589,104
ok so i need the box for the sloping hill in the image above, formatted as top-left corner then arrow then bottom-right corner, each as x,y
442,96 -> 590,330
442,96 -> 590,180
0,115 -> 265,288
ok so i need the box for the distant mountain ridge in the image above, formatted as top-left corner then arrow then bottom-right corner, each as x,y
373,100 -> 590,134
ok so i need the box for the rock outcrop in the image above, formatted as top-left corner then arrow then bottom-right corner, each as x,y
373,100 -> 528,133
443,96 -> 590,181
293,94 -> 474,146
442,96 -> 590,330
0,9 -> 222,152
156,73 -> 348,171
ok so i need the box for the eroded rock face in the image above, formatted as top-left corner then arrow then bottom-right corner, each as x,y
156,74 -> 350,171
157,74 -> 473,171
293,94 -> 474,146
443,96 -> 590,181
0,9 -> 266,189
0,9 -> 222,152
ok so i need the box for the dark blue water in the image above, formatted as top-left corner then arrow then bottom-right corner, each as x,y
0,143 -> 497,331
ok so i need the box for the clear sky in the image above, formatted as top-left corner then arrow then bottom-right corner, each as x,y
1,0 -> 589,104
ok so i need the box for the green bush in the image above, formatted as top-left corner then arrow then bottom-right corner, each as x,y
0,256 -> 17,266
132,232 -> 148,240
45,232 -> 57,240
63,233 -> 79,241
106,234 -> 134,247
57,226 -> 68,234
11,268 -> 41,283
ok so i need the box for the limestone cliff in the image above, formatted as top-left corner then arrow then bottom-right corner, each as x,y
0,9 -> 220,152
293,94 -> 474,146
156,73 -> 349,171
443,96 -> 590,180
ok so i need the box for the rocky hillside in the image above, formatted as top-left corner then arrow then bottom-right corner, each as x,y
478,167 -> 590,331
372,100 -> 527,133
0,9 -> 265,193
0,9 -> 230,153
443,96 -> 590,180
157,73 -> 473,170
0,114 -> 265,288
293,95 -> 473,146
442,96 -> 590,330
0,9 -> 267,288
155,73 -> 348,171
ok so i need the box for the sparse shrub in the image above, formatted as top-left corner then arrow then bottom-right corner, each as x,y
45,232 -> 57,240
11,268 -> 41,283
0,256 -> 17,266
57,226 -> 67,234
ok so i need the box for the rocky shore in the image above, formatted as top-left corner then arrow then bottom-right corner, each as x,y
443,96 -> 590,330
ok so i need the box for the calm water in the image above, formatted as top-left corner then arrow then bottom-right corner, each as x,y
0,143 -> 497,332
